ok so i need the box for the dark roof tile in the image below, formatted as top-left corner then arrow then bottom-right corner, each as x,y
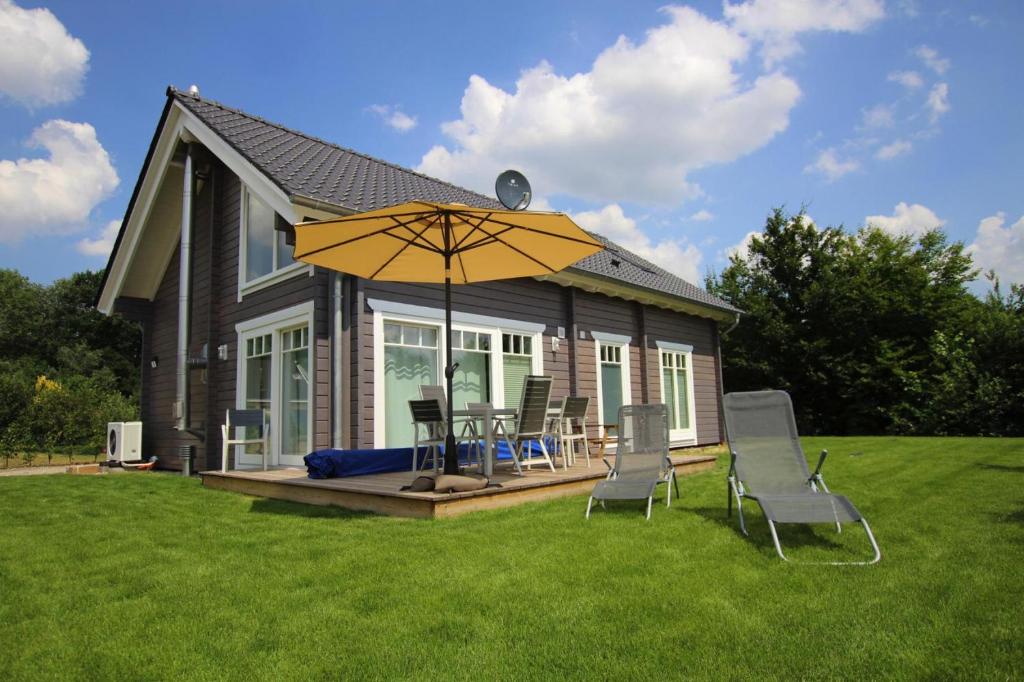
170,87 -> 738,315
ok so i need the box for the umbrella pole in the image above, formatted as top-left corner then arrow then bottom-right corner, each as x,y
443,220 -> 459,475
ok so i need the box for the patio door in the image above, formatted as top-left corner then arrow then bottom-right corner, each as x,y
236,304 -> 313,467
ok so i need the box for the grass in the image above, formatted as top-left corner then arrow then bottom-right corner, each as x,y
0,436 -> 1021,680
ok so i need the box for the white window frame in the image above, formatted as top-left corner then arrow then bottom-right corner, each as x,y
369,299 -> 543,448
657,341 -> 697,445
592,331 -> 632,437
235,301 -> 315,467
237,185 -> 311,302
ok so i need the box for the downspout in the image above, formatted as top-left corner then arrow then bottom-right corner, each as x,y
175,142 -> 195,432
331,271 -> 344,448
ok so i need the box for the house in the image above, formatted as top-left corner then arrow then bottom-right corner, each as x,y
97,86 -> 740,472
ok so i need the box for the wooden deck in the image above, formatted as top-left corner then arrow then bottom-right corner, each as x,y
199,451 -> 719,518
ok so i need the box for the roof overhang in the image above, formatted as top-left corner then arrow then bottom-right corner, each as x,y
536,269 -> 738,323
98,91 -> 735,322
97,94 -> 331,314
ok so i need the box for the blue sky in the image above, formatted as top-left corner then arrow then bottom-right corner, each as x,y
1,0 -> 1021,292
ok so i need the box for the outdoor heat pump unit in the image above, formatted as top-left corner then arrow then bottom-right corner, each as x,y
107,422 -> 143,462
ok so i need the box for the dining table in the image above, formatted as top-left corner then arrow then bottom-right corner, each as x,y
451,405 -> 518,477
451,398 -> 570,477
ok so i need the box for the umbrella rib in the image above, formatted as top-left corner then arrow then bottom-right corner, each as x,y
294,213 -> 440,259
369,218 -> 441,279
457,222 -> 561,273
452,212 -> 493,250
451,210 -> 601,247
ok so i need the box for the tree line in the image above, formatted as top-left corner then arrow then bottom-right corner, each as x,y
0,270 -> 140,465
706,209 -> 1023,436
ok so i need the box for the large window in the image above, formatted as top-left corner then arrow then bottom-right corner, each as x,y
242,187 -> 296,284
383,322 -> 439,447
659,343 -> 696,442
236,303 -> 314,467
371,300 -> 544,448
502,332 -> 533,410
280,326 -> 310,458
243,333 -> 272,454
594,334 -> 632,433
453,330 -> 492,410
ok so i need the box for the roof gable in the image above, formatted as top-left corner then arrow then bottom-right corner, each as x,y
100,87 -> 738,317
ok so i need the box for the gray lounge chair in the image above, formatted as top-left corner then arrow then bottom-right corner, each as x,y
586,404 -> 677,520
723,390 -> 881,564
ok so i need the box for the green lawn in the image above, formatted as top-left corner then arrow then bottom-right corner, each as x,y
1,437 -> 1021,680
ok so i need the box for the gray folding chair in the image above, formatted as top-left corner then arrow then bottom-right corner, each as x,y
586,404 -> 677,520
409,399 -> 446,472
221,409 -> 270,472
723,390 -> 881,564
555,396 -> 591,468
496,375 -> 556,474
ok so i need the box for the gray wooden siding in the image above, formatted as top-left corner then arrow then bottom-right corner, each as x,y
127,153 -> 724,467
356,283 -> 723,448
135,156 -> 325,470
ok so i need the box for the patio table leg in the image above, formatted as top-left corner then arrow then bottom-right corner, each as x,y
483,405 -> 494,478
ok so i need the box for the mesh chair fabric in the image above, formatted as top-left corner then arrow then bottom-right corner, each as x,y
750,493 -> 862,524
611,404 -> 670,482
227,409 -> 265,435
723,391 -> 812,495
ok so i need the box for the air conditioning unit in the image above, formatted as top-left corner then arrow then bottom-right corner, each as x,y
107,422 -> 143,462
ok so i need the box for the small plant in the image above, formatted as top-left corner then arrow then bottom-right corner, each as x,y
22,450 -> 36,467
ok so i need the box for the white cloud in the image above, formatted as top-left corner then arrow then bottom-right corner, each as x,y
724,0 -> 885,65
804,147 -> 859,181
926,82 -> 949,122
864,202 -> 944,237
75,219 -> 120,256
969,14 -> 989,28
876,139 -> 912,160
966,213 -> 1024,286
689,209 -> 715,222
723,230 -> 760,261
367,104 -> 417,132
915,45 -> 950,75
0,120 -> 119,243
887,70 -> 924,90
0,0 -> 89,107
861,103 -> 894,129
418,6 -> 802,205
572,204 -> 704,283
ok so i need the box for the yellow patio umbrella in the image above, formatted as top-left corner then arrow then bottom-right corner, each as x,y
294,200 -> 603,474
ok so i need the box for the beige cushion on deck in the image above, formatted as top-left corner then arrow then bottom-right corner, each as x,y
408,475 -> 436,492
433,474 -> 488,493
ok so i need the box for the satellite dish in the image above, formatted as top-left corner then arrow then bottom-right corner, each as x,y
495,170 -> 532,210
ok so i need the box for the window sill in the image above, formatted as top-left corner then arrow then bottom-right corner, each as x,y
238,262 -> 312,301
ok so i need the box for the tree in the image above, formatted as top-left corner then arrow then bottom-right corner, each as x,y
707,208 -> 986,435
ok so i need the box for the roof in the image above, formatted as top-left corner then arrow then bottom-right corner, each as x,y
161,87 -> 738,315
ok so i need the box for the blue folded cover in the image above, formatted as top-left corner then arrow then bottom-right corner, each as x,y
303,439 -> 555,479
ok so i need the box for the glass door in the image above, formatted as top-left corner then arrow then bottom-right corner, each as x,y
383,322 -> 439,448
237,319 -> 312,467
279,326 -> 310,466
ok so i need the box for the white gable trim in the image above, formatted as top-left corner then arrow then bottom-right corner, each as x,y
98,99 -> 299,314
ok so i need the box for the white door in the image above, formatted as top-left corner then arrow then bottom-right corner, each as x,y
238,315 -> 312,467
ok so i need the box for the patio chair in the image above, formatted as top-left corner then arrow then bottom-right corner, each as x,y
586,404 -> 677,520
409,398 -> 446,472
420,385 -> 479,467
221,409 -> 270,472
552,396 -> 591,469
723,390 -> 881,564
496,375 -> 556,474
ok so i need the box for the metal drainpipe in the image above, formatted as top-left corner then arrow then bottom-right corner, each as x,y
331,271 -> 343,448
175,142 -> 195,432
